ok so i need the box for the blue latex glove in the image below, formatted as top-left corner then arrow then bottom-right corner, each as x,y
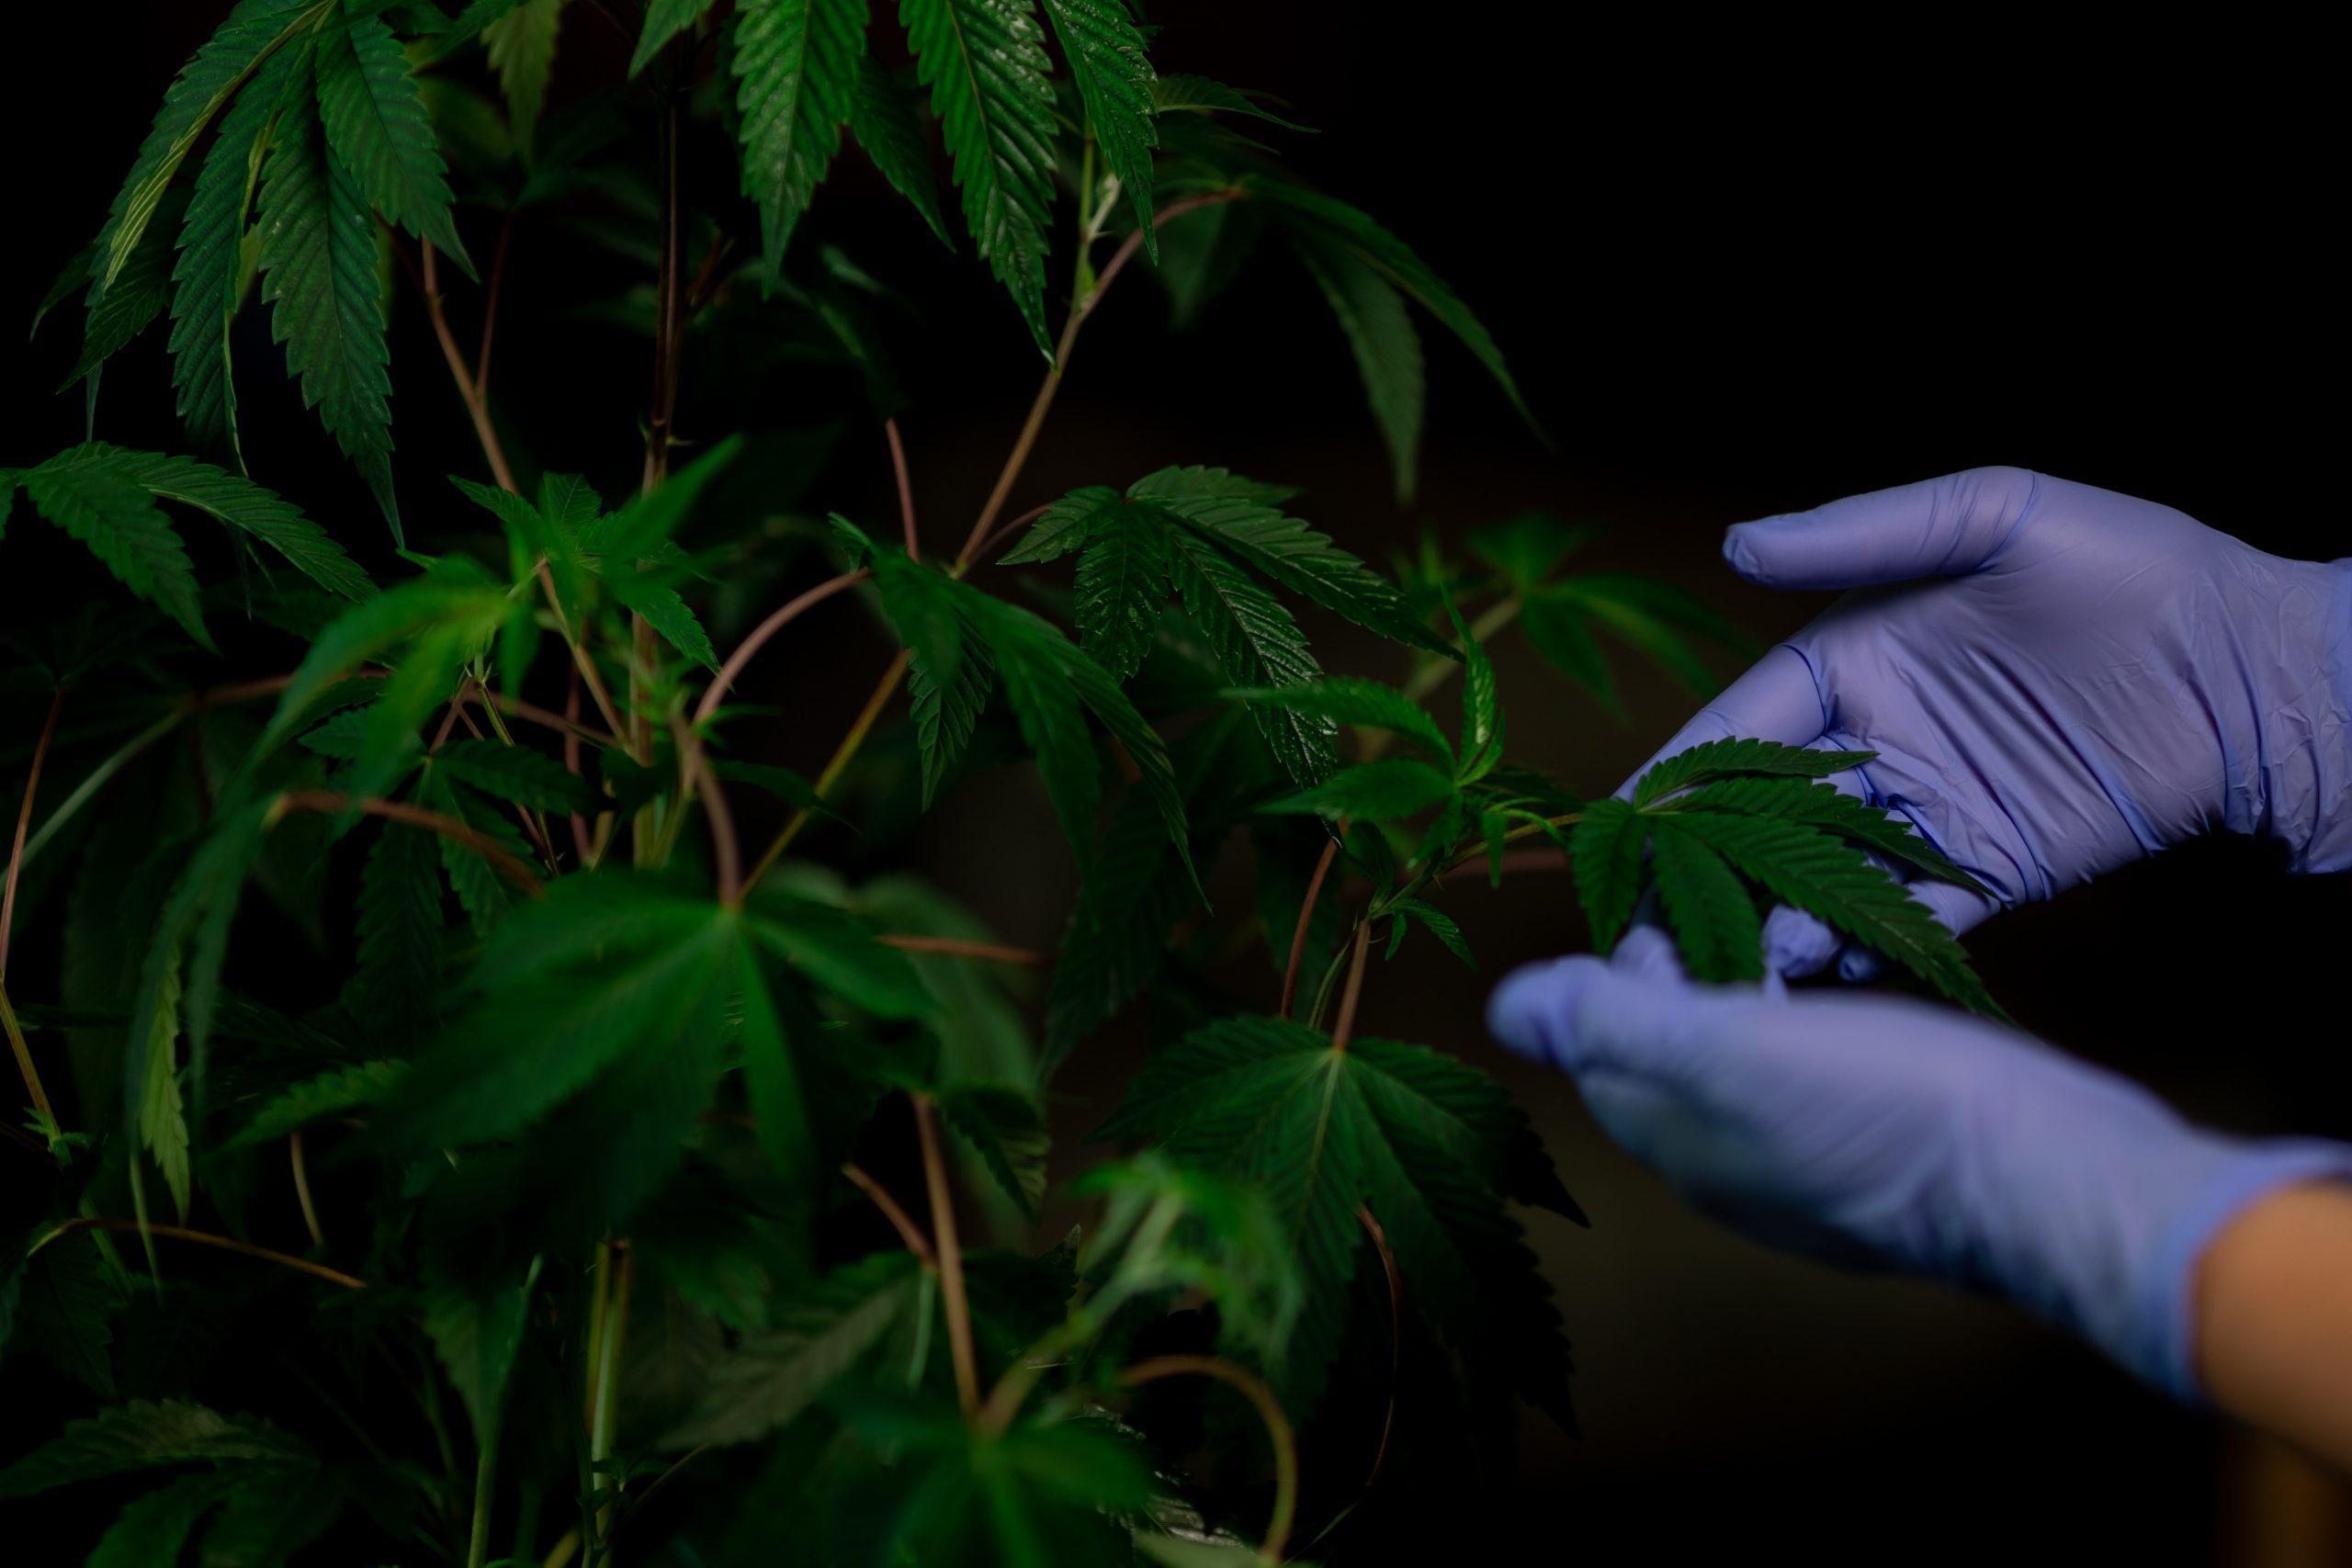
1488,929 -> 2352,1398
1630,467 -> 2352,978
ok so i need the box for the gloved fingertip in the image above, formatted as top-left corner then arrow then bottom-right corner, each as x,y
1487,957 -> 1603,1063
1611,924 -> 1687,983
1838,945 -> 1889,984
1722,522 -> 1767,582
1762,905 -> 1839,977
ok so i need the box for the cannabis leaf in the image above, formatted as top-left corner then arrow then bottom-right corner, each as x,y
62,446 -> 375,603
258,71 -> 402,537
315,6 -> 473,271
667,1250 -> 924,1447
1295,235 -> 1423,501
1585,742 -> 2004,1016
12,452 -> 212,649
1041,0 -> 1158,252
0,1400 -> 313,1497
631,0 -> 720,76
937,1082 -> 1050,1220
1223,678 -> 1451,768
732,0 -> 866,280
1096,1016 -> 1577,1425
848,49 -> 953,244
484,0 -> 566,151
902,0 -> 1059,355
222,1059 -> 409,1149
434,737 -> 592,815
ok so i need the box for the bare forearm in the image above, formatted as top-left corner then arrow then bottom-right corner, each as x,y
2196,1181 -> 2352,1470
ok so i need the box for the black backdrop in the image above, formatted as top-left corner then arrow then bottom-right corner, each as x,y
5,6 -> 2345,1562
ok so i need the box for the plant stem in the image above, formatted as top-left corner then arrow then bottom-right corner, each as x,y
418,240 -> 520,495
276,792 -> 545,895
1120,1356 -> 1297,1564
1357,1206 -> 1402,1490
911,1093 -> 980,1417
475,212 -> 514,400
1277,838 -> 1340,1021
692,569 -> 871,728
37,1216 -> 366,1289
0,686 -> 64,978
290,1130 -> 324,1248
874,934 -> 1046,966
0,979 -> 56,1146
741,648 -> 907,892
589,1242 -> 633,1551
467,1399 -> 505,1568
668,714 -> 740,906
842,1162 -> 936,1266
887,417 -> 920,561
1329,921 -> 1372,1051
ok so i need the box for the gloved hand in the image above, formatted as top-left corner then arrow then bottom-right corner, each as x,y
1487,928 -> 2352,1398
1631,467 -> 2352,978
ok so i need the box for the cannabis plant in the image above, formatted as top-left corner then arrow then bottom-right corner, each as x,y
0,3 -> 1996,1562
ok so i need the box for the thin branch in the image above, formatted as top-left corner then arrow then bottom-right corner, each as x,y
694,569 -> 870,728
453,699 -> 560,873
875,934 -> 1047,966
474,212 -> 514,399
417,240 -> 520,494
1,980 -> 56,1146
886,417 -> 921,561
1329,920 -> 1373,1052
189,667 -> 388,711
564,663 -> 593,863
669,713 -> 741,906
463,686 -> 626,752
956,190 -> 1242,567
842,1162 -> 936,1268
1120,1355 -> 1297,1564
1357,1206 -> 1402,1490
911,1093 -> 980,1417
277,792 -> 545,896
1278,838 -> 1340,1021
742,649 -> 908,892
42,1217 -> 366,1290
967,502 -> 1053,568
291,1131 -> 325,1249
1,687 -> 66,976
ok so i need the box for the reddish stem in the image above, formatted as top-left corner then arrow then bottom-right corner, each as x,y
876,934 -> 1047,966
277,792 -> 544,895
1329,920 -> 1373,1052
1277,837 -> 1340,1021
0,688 -> 65,976
887,417 -> 921,562
695,570 -> 871,727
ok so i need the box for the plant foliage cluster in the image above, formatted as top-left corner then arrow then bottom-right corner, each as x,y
0,2 -> 1996,1562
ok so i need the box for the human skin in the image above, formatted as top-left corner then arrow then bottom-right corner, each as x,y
2197,1181 -> 2352,1470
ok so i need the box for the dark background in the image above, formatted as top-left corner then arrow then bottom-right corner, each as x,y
5,6 -> 2346,1562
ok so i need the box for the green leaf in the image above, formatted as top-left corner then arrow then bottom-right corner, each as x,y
1042,792 -> 1185,1078
1162,527 -> 1332,786
0,1400 -> 312,1497
733,935 -> 823,1187
1631,737 -> 1877,808
712,760 -> 847,824
1251,180 -> 1540,443
192,1466 -> 344,1565
19,457 -> 211,650
848,48 -> 952,245
344,813 -> 443,1046
482,0 -> 566,155
1651,811 -> 2003,1019
630,0 -> 718,76
62,187 -> 186,389
424,772 -> 536,936
732,0 -> 867,280
17,1239 -> 125,1397
1264,758 -> 1454,821
1569,798 -> 1645,953
1222,678 -> 1450,768
998,484 -> 1117,567
1071,500 -> 1172,682
1136,467 -> 1452,658
1647,822 -> 1763,983
258,574 -> 508,759
223,1060 -> 408,1149
258,82 -> 401,538
1152,193 -> 1261,330
1387,897 -> 1473,970
1447,593 -> 1502,783
435,737 -> 592,814
1467,513 -> 1598,591
140,949 -> 193,1224
665,1251 -> 923,1447
608,578 -> 719,672
937,1082 -> 1049,1220
593,434 -> 743,564
315,6 -> 473,271
901,0 -> 1058,355
1150,73 -> 1314,131
1295,235 -> 1423,502
1073,1152 -> 1303,1368
1040,0 -> 1157,253
747,893 -> 934,1018
85,1472 -> 238,1568
85,446 -> 375,602
1521,594 -> 1620,718
1548,573 -> 1745,699
1673,775 -> 1992,896
421,1259 -> 539,1440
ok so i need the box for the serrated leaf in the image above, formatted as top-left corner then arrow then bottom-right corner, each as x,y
712,760 -> 846,824
435,737 -> 592,814
1630,737 -> 1878,808
223,1060 -> 408,1149
1071,501 -> 1172,682
937,1082 -> 1049,1220
19,456 -> 212,649
1263,758 -> 1454,821
1467,513 -> 1598,590
1138,467 -> 1452,658
344,810 -> 443,1045
733,936 -> 823,1188
1550,572 -> 1744,699
62,186 -> 186,389
1445,592 -> 1502,784
1387,898 -> 1473,970
1149,73 -> 1313,131
85,1472 -> 239,1568
901,0 -> 1058,355
193,1466 -> 343,1566
609,577 -> 718,671
258,573 -> 509,759
1673,775 -> 1992,896
422,1259 -> 538,1439
1042,792 -> 1184,1078
424,771 -> 536,936
1073,1151 -> 1303,1368
747,893 -> 934,1018
593,434 -> 743,564
1648,822 -> 1762,983
258,83 -> 401,538
1652,811 -> 2003,1018
17,1238 -> 126,1397
0,1400 -> 312,1498
1521,594 -> 1620,717
732,0 -> 866,280
141,950 -> 193,1224
1152,192 -> 1262,330
630,0 -> 718,75
1251,180 -> 1539,444
1569,797 -> 1645,953
999,484 -> 1118,566
666,1251 -> 922,1447
1162,527 -> 1332,785
1041,0 -> 1156,254
481,0 -> 564,157
94,446 -> 374,601
1222,678 -> 1450,768
316,6 -> 473,269
1295,234 -> 1423,502
847,48 -> 952,244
